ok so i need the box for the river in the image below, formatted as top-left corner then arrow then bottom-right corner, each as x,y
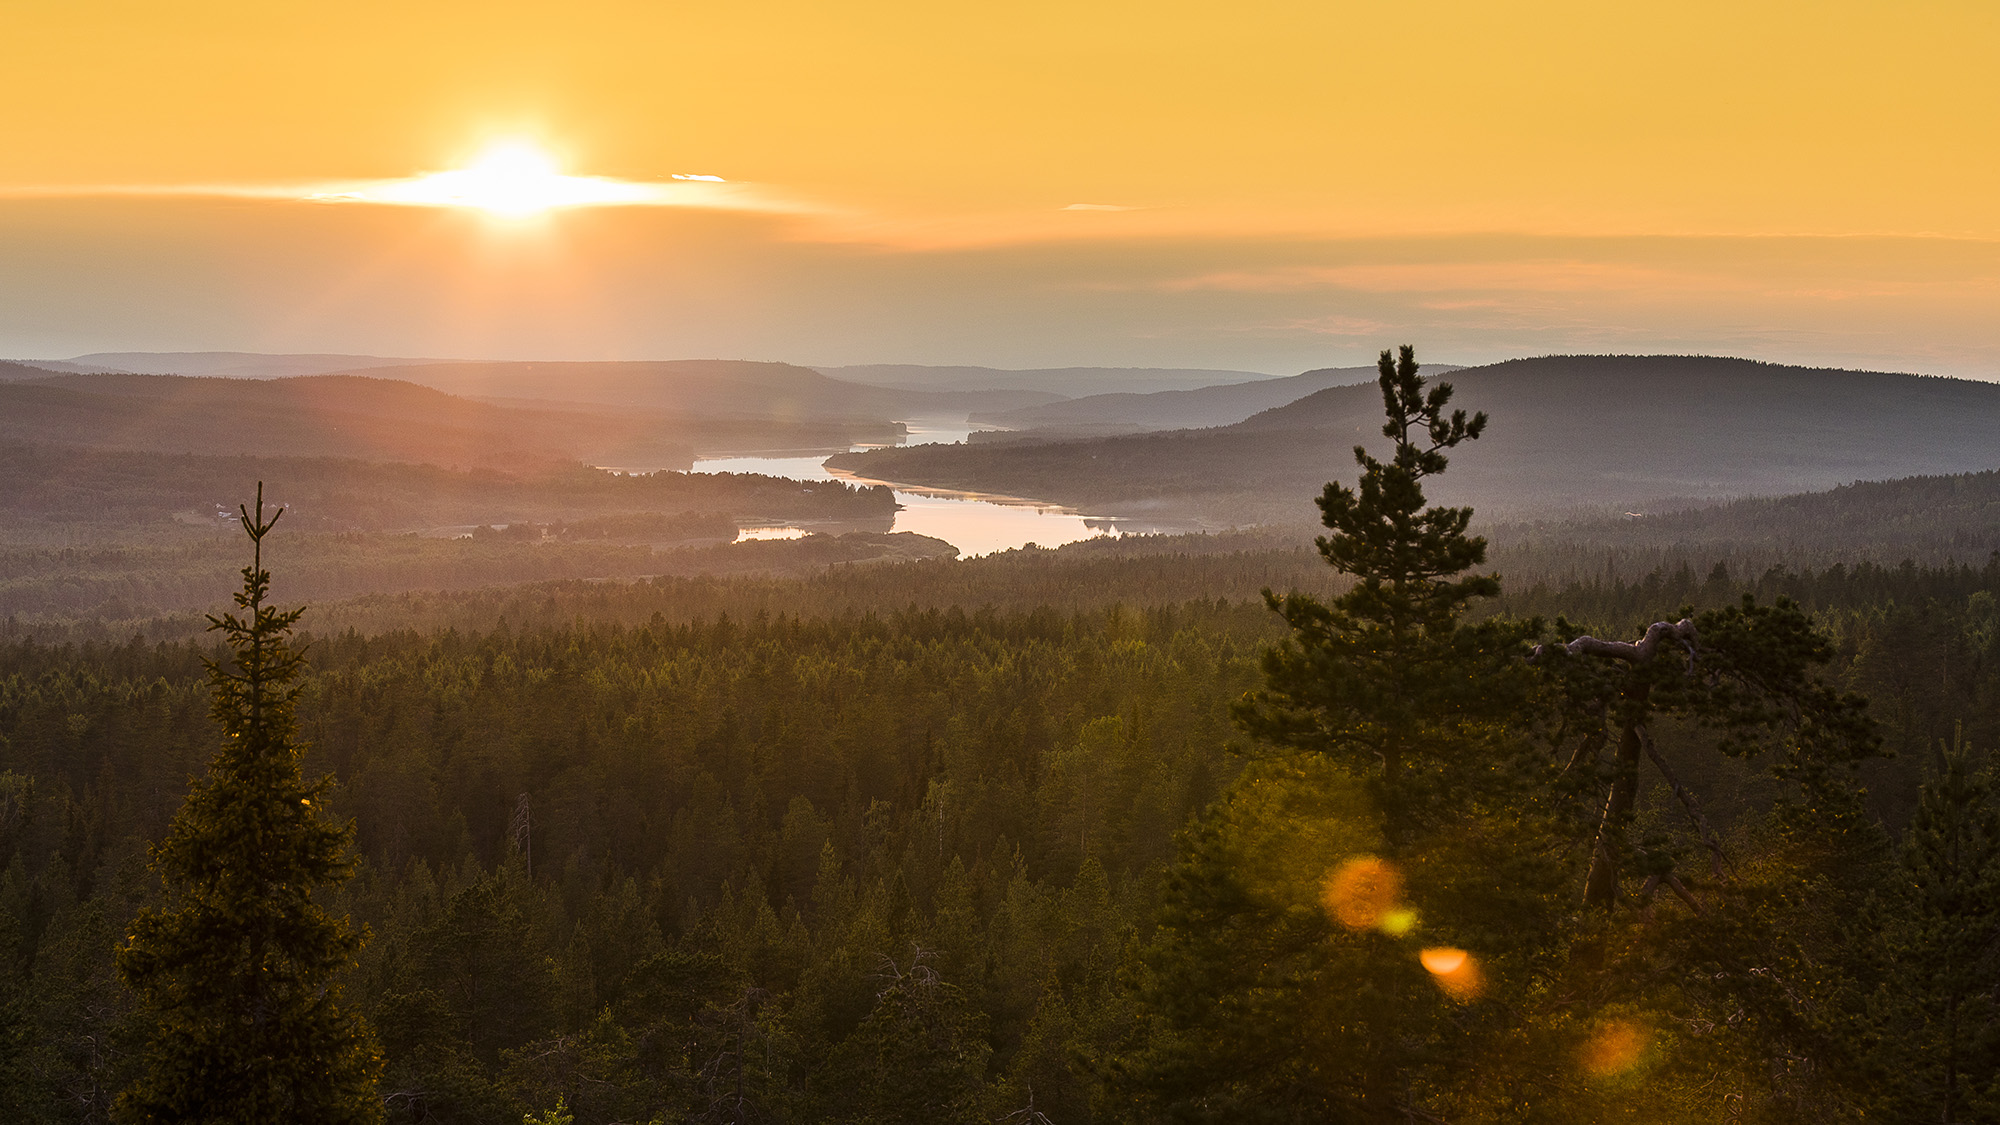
685,418 -> 1125,557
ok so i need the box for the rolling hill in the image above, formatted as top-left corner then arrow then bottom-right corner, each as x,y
827,355 -> 2000,526
35,353 -> 1066,417
0,441 -> 895,541
820,363 -> 1274,396
0,372 -> 900,471
967,364 -> 1459,435
351,359 -> 1057,418
61,350 -> 458,378
1484,467 -> 2000,574
0,360 -> 62,381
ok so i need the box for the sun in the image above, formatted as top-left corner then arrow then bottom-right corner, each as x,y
413,142 -> 581,216
372,141 -> 655,216
297,144 -> 754,215
436,143 -> 569,215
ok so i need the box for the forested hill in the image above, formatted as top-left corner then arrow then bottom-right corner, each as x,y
967,364 -> 1396,434
1488,467 -> 2000,575
0,373 -> 900,470
64,350 -> 455,378
829,355 -> 2000,524
818,362 -> 1271,396
369,358 -> 1057,418
0,360 -> 61,381
1238,354 -> 1991,438
0,373 -> 699,471
0,443 -> 894,537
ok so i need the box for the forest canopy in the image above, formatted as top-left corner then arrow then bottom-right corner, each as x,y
0,351 -> 1996,1123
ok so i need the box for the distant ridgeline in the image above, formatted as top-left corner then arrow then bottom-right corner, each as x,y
0,367 -> 924,472
0,443 -> 893,536
1487,467 -> 2000,576
830,355 -> 2000,525
0,355 -> 1078,462
963,362 -> 1444,436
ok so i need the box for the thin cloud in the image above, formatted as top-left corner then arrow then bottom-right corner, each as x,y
0,174 -> 810,215
1061,203 -> 1138,212
1156,261 -> 1690,294
1126,313 -> 1388,342
1279,314 -> 1390,337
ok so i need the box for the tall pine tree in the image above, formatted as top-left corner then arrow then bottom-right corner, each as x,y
1233,343 -> 1536,828
116,485 -> 382,1124
1117,348 -> 1569,1123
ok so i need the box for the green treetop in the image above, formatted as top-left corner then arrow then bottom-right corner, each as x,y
1858,729 -> 2000,1122
1234,345 -> 1530,818
116,484 -> 382,1124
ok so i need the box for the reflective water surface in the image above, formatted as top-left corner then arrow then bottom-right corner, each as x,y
672,418 -> 1125,557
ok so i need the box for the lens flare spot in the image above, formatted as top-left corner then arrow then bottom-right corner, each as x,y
1419,947 -> 1466,974
1420,946 -> 1484,1001
1321,856 -> 1403,931
1379,908 -> 1417,936
1582,1019 -> 1650,1075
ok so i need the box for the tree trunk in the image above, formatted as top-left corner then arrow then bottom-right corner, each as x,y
1583,686 -> 1650,909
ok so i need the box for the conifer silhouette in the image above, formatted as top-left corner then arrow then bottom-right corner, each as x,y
116,484 -> 382,1124
1234,344 -> 1530,821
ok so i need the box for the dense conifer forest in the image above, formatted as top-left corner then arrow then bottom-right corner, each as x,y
5,546 -> 1999,1120
4,358 -> 1999,1122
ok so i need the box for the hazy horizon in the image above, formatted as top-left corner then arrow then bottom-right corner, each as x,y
4,220 -> 1995,380
5,5 -> 1996,378
12,347 -> 1989,390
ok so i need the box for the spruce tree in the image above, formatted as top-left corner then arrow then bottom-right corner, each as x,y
1861,729 -> 2000,1122
1117,348 -> 1567,1123
116,485 -> 382,1124
1233,344 -> 1533,823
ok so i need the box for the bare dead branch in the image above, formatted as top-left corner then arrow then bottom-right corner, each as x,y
1533,619 -> 1696,665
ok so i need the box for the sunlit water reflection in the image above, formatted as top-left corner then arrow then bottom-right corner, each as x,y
622,417 -> 1124,558
732,526 -> 810,542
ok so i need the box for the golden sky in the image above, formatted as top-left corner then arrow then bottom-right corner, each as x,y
2,1 -> 1996,372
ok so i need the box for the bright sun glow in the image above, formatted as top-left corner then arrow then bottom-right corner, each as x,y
403,143 -> 623,215
427,143 -> 569,215
321,142 -> 706,215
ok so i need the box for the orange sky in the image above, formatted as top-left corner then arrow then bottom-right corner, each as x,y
2,1 -> 1996,373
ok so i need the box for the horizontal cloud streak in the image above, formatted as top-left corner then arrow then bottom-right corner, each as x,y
0,177 -> 810,215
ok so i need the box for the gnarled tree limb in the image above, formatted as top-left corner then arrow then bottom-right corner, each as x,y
1533,619 -> 1696,665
